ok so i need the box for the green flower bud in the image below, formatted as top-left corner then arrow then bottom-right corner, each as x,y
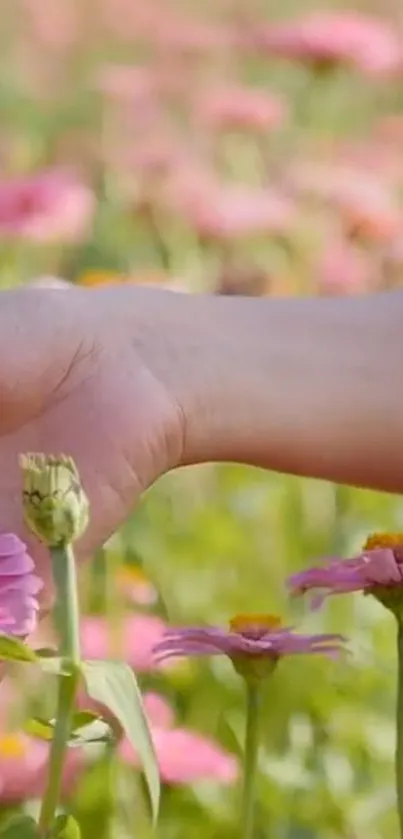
20,454 -> 89,547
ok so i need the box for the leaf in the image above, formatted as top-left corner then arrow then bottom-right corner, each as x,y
82,660 -> 160,824
68,718 -> 113,747
0,634 -> 37,663
24,716 -> 55,741
70,710 -> 100,730
24,712 -> 112,747
37,656 -> 70,676
51,815 -> 81,839
0,815 -> 39,838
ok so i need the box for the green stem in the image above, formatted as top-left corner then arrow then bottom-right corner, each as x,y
38,544 -> 81,838
241,682 -> 261,839
397,620 -> 403,839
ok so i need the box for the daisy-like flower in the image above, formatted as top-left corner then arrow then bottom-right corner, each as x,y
153,614 -> 345,682
287,532 -> 403,615
0,534 -> 42,637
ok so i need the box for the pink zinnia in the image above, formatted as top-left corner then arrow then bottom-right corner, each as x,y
166,173 -> 295,240
288,532 -> 403,608
80,614 -> 168,672
153,614 -> 345,675
258,12 -> 402,76
0,534 -> 42,637
120,691 -> 238,785
197,85 -> 287,133
0,731 -> 85,803
0,169 -> 95,244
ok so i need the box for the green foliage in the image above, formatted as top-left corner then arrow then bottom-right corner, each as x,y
0,816 -> 39,838
82,660 -> 160,825
0,635 -> 37,663
51,815 -> 81,839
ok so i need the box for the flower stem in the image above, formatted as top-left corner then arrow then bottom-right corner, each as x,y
397,619 -> 403,839
38,544 -> 81,837
241,682 -> 261,839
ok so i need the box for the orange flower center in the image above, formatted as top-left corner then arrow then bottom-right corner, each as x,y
0,734 -> 26,759
363,532 -> 403,563
229,613 -> 281,639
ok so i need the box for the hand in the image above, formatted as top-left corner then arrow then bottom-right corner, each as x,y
0,283 -> 186,610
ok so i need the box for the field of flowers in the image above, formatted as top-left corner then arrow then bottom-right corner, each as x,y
2,1 -> 403,837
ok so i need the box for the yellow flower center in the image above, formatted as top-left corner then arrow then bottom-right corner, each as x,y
0,734 -> 26,759
229,613 -> 282,637
363,532 -> 403,566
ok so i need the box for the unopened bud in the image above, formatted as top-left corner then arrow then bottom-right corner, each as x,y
20,454 -> 89,547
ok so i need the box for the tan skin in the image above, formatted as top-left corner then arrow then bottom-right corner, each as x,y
2,283 -> 403,614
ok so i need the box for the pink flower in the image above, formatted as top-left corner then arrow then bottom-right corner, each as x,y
0,534 -> 42,637
0,169 -> 95,244
0,732 -> 84,803
80,614 -> 168,672
153,614 -> 345,670
115,565 -> 158,607
258,12 -> 402,76
288,161 -> 402,244
197,85 -> 287,133
287,532 -> 403,609
166,173 -> 295,240
120,691 -> 238,785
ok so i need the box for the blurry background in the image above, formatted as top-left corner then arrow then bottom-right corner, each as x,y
1,0 -> 403,837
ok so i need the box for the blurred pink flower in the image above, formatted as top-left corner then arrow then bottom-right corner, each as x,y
22,0 -> 80,51
0,534 -> 42,637
143,692 -> 175,729
0,169 -> 95,244
120,692 -> 238,784
166,173 -> 295,240
197,85 -> 288,133
288,161 -> 402,244
80,614 -> 168,672
318,237 -> 369,295
0,732 -> 84,803
116,565 -> 158,607
154,614 -> 345,667
287,532 -> 403,609
258,11 -> 402,75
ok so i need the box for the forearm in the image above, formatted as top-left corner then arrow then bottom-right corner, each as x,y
148,291 -> 403,492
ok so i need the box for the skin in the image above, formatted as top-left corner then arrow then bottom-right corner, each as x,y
1,283 -> 403,610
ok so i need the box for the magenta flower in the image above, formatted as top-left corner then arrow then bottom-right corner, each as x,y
0,534 -> 42,637
287,533 -> 403,609
153,614 -> 345,681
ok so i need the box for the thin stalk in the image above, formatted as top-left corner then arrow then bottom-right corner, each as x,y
396,619 -> 403,838
38,544 -> 81,837
241,682 -> 261,839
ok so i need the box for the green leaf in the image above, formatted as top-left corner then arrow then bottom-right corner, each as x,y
24,716 -> 55,740
70,710 -> 100,730
0,634 -> 37,662
51,815 -> 81,838
35,646 -> 58,658
37,656 -> 70,676
0,815 -> 39,838
82,660 -> 160,824
69,717 -> 113,747
24,711 -> 112,746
